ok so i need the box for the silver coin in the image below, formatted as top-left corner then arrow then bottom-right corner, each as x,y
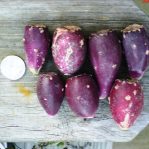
0,55 -> 26,80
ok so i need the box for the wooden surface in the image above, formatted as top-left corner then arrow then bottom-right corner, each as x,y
0,0 -> 149,142
114,124 -> 149,149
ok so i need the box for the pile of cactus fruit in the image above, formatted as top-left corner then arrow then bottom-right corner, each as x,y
23,24 -> 149,130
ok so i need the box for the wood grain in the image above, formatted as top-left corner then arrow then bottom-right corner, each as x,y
114,125 -> 149,149
0,0 -> 149,142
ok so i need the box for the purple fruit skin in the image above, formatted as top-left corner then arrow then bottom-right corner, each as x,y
52,26 -> 86,75
89,30 -> 122,99
37,72 -> 64,116
65,74 -> 99,118
122,25 -> 149,80
24,25 -> 50,75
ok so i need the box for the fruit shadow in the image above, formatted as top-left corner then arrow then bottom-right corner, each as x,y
116,31 -> 130,80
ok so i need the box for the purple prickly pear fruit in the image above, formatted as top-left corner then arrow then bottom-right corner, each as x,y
122,24 -> 149,79
109,79 -> 144,130
89,29 -> 122,99
24,24 -> 50,75
65,74 -> 99,118
37,72 -> 64,116
52,26 -> 86,75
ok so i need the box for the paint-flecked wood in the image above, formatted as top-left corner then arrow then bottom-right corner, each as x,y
0,0 -> 149,142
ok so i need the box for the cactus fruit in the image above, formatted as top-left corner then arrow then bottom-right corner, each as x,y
122,24 -> 149,79
24,24 -> 50,75
65,74 -> 99,118
89,29 -> 122,99
52,26 -> 86,75
109,79 -> 144,130
37,72 -> 64,116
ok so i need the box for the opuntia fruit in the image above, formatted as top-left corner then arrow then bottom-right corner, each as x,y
24,24 -> 50,75
65,74 -> 99,118
89,29 -> 122,99
122,24 -> 149,79
109,79 -> 144,130
37,72 -> 64,116
52,25 -> 86,75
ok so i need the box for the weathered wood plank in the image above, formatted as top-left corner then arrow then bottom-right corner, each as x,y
114,124 -> 149,149
0,0 -> 149,142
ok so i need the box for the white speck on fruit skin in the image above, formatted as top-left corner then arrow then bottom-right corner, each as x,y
125,95 -> 131,101
131,44 -> 137,49
145,50 -> 149,55
114,85 -> 119,90
65,84 -> 67,88
61,40 -> 66,44
44,98 -> 47,101
128,102 -> 133,108
34,49 -> 38,53
80,39 -> 84,47
29,26 -> 33,31
49,76 -> 53,80
40,30 -> 44,33
42,58 -> 45,64
134,83 -> 137,86
119,113 -> 130,130
39,28 -> 44,33
62,88 -> 64,92
65,46 -> 73,62
133,90 -> 137,96
94,66 -> 97,70
98,51 -> 103,55
112,64 -> 117,69
86,85 -> 90,88
122,81 -> 126,84
123,34 -> 126,39
77,96 -> 80,100
22,38 -> 25,42
144,43 -> 147,46
59,65 -> 63,69
108,97 -> 110,104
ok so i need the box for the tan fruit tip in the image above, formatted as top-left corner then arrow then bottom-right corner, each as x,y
29,67 -> 40,75
118,125 -> 129,131
34,24 -> 46,28
122,24 -> 144,33
118,114 -> 130,130
64,25 -> 81,32
97,29 -> 112,36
